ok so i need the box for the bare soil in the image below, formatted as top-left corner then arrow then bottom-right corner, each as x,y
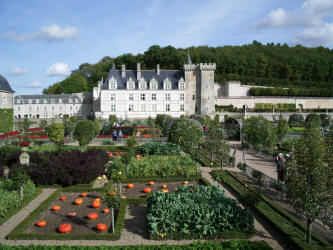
24,192 -> 115,234
112,181 -> 198,198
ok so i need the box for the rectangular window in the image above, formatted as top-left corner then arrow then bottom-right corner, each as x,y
152,104 -> 157,112
52,106 -> 55,111
180,104 -> 184,112
111,104 -> 116,112
110,82 -> 116,89
36,99 -> 39,104
129,104 -> 134,112
165,93 -> 170,101
140,93 -> 145,101
43,99 -> 47,104
140,83 -> 146,89
192,95 -> 195,101
58,99 -> 62,104
59,106 -> 62,111
128,83 -> 135,89
76,106 -> 78,110
179,82 -> 185,90
141,104 -> 146,112
44,106 -> 47,111
129,94 -> 134,101
75,98 -> 79,103
17,99 -> 21,104
151,83 -> 157,89
29,106 -> 32,112
166,104 -> 170,112
111,93 -> 116,101
165,82 -> 171,89
18,106 -> 21,111
70,106 -> 73,111
180,93 -> 185,101
151,93 -> 156,101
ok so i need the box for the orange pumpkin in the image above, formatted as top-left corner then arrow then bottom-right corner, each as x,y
59,196 -> 66,201
136,154 -> 141,158
36,220 -> 47,227
96,224 -> 107,231
143,187 -> 152,193
58,224 -> 72,233
184,181 -> 189,185
92,200 -> 101,208
116,152 -> 120,156
87,212 -> 99,220
52,205 -> 61,211
108,153 -> 113,157
95,198 -> 101,202
162,184 -> 167,188
162,189 -> 169,193
67,212 -> 77,217
127,183 -> 134,188
80,192 -> 87,197
103,208 -> 110,213
148,181 -> 155,185
74,198 -> 83,205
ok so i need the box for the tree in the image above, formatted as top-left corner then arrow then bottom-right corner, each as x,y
74,120 -> 96,146
40,120 -> 48,129
108,115 -> 117,127
168,118 -> 203,151
288,114 -> 304,127
243,117 -> 277,149
48,123 -> 65,144
305,113 -> 321,127
284,124 -> 333,243
93,120 -> 101,137
276,117 -> 289,144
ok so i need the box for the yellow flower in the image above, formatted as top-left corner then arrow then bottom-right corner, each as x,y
210,162 -> 214,166
102,175 -> 107,179
118,171 -> 122,175
97,176 -> 102,180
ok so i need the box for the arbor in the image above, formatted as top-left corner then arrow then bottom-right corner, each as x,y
168,118 -> 203,151
276,117 -> 289,144
288,114 -> 304,127
74,120 -> 96,146
243,117 -> 277,149
48,123 -> 65,144
284,124 -> 333,243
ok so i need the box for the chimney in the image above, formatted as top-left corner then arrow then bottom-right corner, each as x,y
137,63 -> 141,79
121,65 -> 126,78
157,64 -> 160,75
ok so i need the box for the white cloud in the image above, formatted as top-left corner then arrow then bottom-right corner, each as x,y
2,24 -> 79,42
292,22 -> 333,47
45,63 -> 70,76
302,0 -> 333,18
8,67 -> 29,75
26,81 -> 43,88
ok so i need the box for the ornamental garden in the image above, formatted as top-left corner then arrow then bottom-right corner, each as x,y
0,114 -> 332,249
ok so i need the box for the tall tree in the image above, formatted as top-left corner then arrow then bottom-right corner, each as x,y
48,123 -> 65,144
284,124 -> 333,243
276,117 -> 289,144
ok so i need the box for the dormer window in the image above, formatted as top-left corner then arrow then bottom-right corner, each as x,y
17,99 -> 21,104
51,99 -> 55,104
59,99 -> 62,104
109,76 -> 117,90
43,99 -> 47,104
163,78 -> 172,90
127,78 -> 135,90
150,78 -> 158,90
28,99 -> 32,104
179,78 -> 185,90
69,99 -> 73,103
75,98 -> 79,103
36,99 -> 39,104
139,78 -> 147,90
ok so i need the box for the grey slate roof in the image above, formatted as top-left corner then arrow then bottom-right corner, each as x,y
14,94 -> 82,104
101,65 -> 184,90
0,75 -> 14,92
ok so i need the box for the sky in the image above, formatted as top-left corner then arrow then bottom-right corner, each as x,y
0,0 -> 333,95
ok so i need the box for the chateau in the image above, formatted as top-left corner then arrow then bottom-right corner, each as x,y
2,54 -> 333,121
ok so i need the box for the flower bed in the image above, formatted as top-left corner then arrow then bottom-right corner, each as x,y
147,185 -> 254,240
8,190 -> 126,240
107,155 -> 199,180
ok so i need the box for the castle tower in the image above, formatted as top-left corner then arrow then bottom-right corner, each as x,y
184,52 -> 197,116
199,63 -> 216,116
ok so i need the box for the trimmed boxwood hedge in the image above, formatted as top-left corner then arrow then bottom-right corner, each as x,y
210,170 -> 331,249
7,189 -> 127,241
0,240 -> 273,249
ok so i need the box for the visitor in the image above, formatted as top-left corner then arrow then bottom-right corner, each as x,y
118,130 -> 123,142
276,153 -> 285,182
112,130 -> 117,142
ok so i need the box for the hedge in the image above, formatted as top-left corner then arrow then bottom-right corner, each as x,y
8,189 -> 127,241
122,174 -> 203,183
210,170 -> 331,249
249,87 -> 333,97
0,109 -> 13,133
0,240 -> 273,249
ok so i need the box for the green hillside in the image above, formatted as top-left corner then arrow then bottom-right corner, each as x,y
43,42 -> 333,95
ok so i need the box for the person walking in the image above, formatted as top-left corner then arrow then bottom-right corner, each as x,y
112,130 -> 117,142
276,153 -> 285,182
118,130 -> 123,142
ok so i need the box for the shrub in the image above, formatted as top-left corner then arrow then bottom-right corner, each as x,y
147,185 -> 254,238
48,123 -> 65,144
141,142 -> 181,155
21,148 -> 108,186
0,189 -> 20,217
237,162 -> 247,173
239,190 -> 261,207
288,114 -> 304,127
107,155 -> 198,180
305,113 -> 321,127
74,120 -> 96,146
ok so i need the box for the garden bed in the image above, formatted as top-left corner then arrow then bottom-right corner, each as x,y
8,190 -> 126,240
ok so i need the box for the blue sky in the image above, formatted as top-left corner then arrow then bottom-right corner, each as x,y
1,0 -> 332,95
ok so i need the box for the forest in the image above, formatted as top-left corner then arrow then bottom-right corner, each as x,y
43,41 -> 333,96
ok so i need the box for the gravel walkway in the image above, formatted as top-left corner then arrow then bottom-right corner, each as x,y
0,170 -> 287,248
